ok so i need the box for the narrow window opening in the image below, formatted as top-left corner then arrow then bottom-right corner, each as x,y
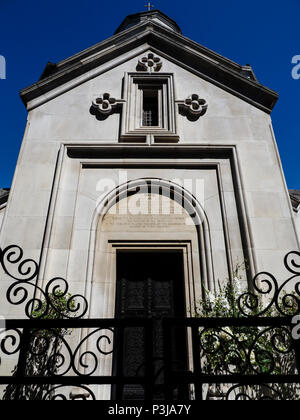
142,89 -> 159,126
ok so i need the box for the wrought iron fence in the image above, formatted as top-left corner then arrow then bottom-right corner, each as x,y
163,317 -> 300,400
0,318 -> 154,400
0,244 -> 300,400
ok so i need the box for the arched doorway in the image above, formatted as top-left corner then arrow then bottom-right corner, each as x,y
87,178 -> 214,399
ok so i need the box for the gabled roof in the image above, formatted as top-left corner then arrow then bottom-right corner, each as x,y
289,190 -> 300,212
20,10 -> 278,113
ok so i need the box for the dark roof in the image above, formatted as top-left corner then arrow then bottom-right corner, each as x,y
289,190 -> 300,212
20,10 -> 278,114
0,188 -> 9,206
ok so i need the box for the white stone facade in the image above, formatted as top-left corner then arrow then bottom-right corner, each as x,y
0,9 -> 299,400
0,11 -> 299,321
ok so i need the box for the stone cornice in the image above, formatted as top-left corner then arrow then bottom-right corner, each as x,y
289,190 -> 300,213
0,189 -> 9,206
20,20 -> 278,114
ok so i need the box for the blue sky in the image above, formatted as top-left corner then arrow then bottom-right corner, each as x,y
0,0 -> 299,188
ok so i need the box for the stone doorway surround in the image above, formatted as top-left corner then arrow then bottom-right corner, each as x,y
37,145 -> 251,322
96,240 -> 198,319
85,177 -> 214,320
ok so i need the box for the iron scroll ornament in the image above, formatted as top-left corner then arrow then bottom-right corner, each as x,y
0,326 -> 115,376
0,245 -> 300,319
43,385 -> 96,400
0,245 -> 300,400
225,384 -> 284,401
199,325 -> 294,376
0,245 -> 89,319
237,250 -> 300,317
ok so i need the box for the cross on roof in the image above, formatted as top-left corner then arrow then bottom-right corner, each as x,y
145,2 -> 154,11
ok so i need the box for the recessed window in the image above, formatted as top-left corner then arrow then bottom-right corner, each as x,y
142,89 -> 159,127
121,73 -> 178,143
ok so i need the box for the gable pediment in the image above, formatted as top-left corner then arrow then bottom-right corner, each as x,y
20,16 -> 278,114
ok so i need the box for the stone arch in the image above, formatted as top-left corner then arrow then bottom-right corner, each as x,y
85,177 -> 214,318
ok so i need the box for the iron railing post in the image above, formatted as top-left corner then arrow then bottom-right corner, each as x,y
144,318 -> 154,401
115,323 -> 124,400
15,327 -> 32,400
191,324 -> 203,401
163,318 -> 175,400
293,336 -> 300,375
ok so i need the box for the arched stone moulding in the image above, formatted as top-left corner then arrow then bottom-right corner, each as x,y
84,178 -> 215,320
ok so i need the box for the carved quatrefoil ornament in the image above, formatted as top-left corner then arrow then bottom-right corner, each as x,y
177,94 -> 208,120
182,94 -> 208,116
92,93 -> 124,116
137,53 -> 162,72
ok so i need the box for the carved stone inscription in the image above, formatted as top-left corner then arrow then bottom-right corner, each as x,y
101,194 -> 195,232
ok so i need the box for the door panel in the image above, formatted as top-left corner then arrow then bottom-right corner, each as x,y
114,251 -> 188,400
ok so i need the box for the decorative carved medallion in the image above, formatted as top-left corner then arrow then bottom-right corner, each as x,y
92,93 -> 124,116
137,53 -> 162,72
179,94 -> 208,117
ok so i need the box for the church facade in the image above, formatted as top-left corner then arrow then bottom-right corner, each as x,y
0,10 -> 299,398
0,9 -> 299,316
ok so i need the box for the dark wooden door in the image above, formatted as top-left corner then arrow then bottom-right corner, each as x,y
114,251 -> 188,400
